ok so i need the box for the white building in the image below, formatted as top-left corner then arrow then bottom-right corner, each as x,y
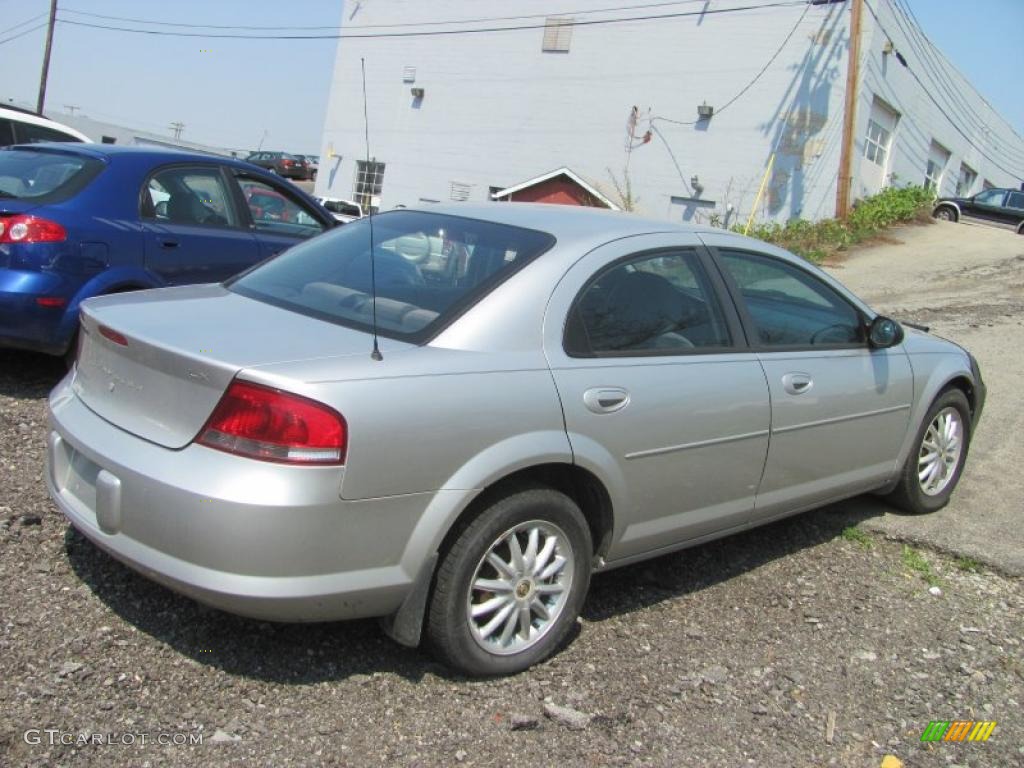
317,0 -> 1024,224
44,111 -> 250,158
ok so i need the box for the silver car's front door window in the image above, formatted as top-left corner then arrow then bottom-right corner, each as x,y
545,238 -> 771,562
715,247 -> 914,516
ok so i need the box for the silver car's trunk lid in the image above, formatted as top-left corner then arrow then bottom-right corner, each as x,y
73,284 -> 388,449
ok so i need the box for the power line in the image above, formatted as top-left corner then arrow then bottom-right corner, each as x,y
0,21 -> 47,46
886,0 -> 1024,162
651,1 -> 812,126
862,0 -> 1022,181
53,2 -> 808,41
56,0 -> 731,32
0,12 -> 46,37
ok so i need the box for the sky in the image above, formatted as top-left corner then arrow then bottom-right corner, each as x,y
902,0 -> 1024,137
0,0 -> 1021,152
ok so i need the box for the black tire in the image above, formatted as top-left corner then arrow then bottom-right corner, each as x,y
887,389 -> 972,514
425,486 -> 592,676
933,206 -> 958,222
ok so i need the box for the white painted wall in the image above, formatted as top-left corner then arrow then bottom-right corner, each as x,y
318,1 -> 1022,225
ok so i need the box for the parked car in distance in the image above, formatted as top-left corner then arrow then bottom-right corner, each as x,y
933,187 -> 1024,234
244,151 -> 310,180
47,204 -> 984,676
0,143 -> 334,358
0,105 -> 91,147
315,195 -> 363,223
295,154 -> 319,180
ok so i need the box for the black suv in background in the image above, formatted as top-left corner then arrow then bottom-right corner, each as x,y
244,151 -> 310,180
933,187 -> 1024,234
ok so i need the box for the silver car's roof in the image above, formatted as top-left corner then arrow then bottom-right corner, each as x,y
404,202 -> 706,246
398,202 -> 813,270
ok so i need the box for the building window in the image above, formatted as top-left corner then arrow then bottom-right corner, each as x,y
863,119 -> 891,167
924,141 -> 950,192
353,160 -> 385,214
101,135 -> 117,144
956,163 -> 977,197
449,181 -> 472,202
542,16 -> 574,52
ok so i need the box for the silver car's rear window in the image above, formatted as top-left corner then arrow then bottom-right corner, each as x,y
228,210 -> 555,343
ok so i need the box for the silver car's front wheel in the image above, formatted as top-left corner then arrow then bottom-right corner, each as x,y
426,487 -> 592,676
887,389 -> 972,514
918,407 -> 964,496
466,521 -> 574,655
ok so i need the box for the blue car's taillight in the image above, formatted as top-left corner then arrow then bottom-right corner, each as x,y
0,215 -> 67,244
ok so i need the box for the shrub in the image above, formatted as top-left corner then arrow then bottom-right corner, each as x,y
737,185 -> 935,263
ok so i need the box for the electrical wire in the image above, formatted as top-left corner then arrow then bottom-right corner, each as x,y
0,21 -> 47,47
57,0 -> 719,31
651,0 -> 812,126
0,12 -> 46,37
861,0 -> 1022,181
53,2 -> 808,41
886,0 -> 1024,162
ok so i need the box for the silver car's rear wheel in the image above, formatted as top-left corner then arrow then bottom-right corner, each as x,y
918,407 -> 964,496
425,486 -> 591,676
466,521 -> 574,656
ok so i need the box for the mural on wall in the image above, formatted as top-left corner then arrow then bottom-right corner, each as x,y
762,4 -> 845,220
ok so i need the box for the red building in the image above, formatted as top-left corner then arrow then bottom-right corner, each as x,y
490,167 -> 619,209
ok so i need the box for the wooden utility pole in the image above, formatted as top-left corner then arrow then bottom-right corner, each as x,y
36,0 -> 58,114
835,0 -> 864,219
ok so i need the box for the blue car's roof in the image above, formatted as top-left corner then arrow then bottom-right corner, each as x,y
8,142 -> 253,169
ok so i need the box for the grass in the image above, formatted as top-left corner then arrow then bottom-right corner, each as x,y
901,544 -> 941,587
740,184 -> 936,263
955,556 -> 982,573
841,526 -> 873,549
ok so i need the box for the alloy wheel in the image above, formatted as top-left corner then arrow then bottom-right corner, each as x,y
918,406 -> 964,496
465,520 -> 574,656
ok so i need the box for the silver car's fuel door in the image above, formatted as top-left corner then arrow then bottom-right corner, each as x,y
704,237 -> 914,519
543,233 -> 771,562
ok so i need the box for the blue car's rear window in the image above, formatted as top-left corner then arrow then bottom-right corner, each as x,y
228,210 -> 555,343
0,148 -> 102,202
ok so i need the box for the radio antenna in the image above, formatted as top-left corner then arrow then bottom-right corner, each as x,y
361,57 -> 382,361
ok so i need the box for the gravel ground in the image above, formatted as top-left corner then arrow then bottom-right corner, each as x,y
2,223 -> 1022,767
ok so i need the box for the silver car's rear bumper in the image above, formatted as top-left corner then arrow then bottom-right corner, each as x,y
45,376 -> 426,622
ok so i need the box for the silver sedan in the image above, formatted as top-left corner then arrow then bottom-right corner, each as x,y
46,204 -> 985,676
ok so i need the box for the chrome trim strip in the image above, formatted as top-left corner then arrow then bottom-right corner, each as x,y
772,403 -> 911,435
625,429 -> 770,460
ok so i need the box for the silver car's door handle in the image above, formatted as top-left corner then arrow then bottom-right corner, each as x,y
782,372 -> 813,395
583,387 -> 630,414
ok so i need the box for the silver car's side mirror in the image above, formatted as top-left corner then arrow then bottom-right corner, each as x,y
868,316 -> 904,349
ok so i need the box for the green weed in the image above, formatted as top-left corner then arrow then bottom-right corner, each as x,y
901,544 -> 941,587
841,526 -> 873,549
739,184 -> 935,263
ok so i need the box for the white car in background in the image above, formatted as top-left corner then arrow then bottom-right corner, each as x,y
0,105 -> 91,147
315,196 -> 363,224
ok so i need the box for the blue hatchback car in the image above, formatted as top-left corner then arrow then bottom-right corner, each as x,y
0,143 -> 335,357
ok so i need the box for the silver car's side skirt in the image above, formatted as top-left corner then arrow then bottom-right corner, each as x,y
595,483 -> 888,574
